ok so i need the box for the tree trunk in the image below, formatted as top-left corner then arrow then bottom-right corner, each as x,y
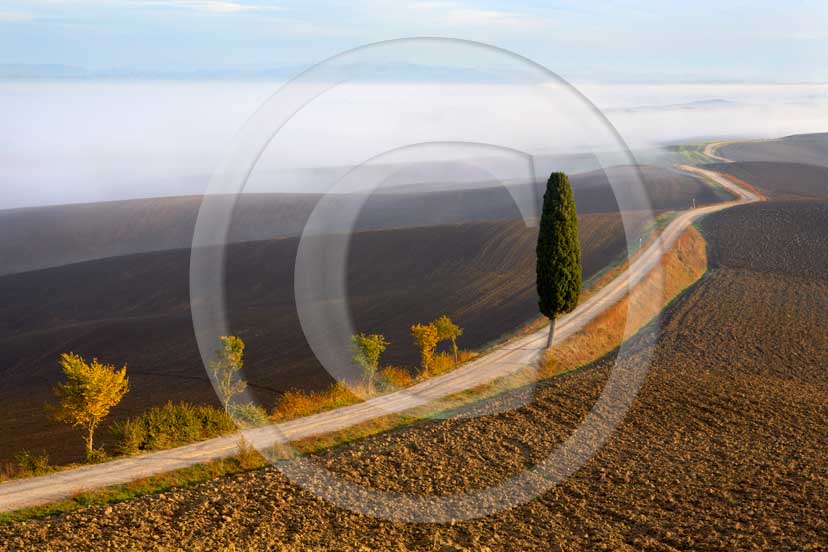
452,339 -> 459,366
546,319 -> 556,349
85,422 -> 96,457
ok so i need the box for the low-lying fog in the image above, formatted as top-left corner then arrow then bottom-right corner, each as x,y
1,81 -> 826,209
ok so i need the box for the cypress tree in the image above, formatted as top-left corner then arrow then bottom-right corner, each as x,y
536,172 -> 582,348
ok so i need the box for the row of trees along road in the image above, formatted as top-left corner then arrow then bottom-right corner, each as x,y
352,315 -> 464,392
350,170 -> 579,391
46,170 -> 579,463
48,336 -> 248,463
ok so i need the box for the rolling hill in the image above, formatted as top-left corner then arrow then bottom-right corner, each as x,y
706,161 -> 828,200
0,211 -> 653,464
718,132 -> 828,167
4,200 -> 826,550
0,159 -> 730,463
0,165 -> 718,276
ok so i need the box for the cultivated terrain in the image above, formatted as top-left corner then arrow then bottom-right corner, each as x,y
0,165 -> 715,276
0,211 -> 655,464
2,199 -> 825,550
0,163 -> 720,464
2,133 -> 827,550
718,132 -> 828,167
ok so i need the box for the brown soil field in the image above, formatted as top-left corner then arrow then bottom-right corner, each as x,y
0,165 -> 715,276
719,133 -> 828,167
3,201 -> 826,550
0,211 -> 653,464
705,161 -> 828,200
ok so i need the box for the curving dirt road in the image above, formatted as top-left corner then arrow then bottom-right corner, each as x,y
703,141 -> 735,163
0,164 -> 758,513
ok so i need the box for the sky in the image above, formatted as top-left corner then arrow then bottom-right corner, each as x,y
0,0 -> 826,83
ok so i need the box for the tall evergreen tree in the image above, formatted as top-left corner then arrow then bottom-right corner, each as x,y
536,172 -> 582,348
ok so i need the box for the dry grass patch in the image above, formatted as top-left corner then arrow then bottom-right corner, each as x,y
0,451 -> 52,483
270,351 -> 478,423
430,350 -> 478,376
271,383 -> 361,422
376,366 -> 415,391
236,437 -> 267,470
542,224 -> 708,377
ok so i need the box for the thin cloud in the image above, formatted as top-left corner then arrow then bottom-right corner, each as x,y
145,0 -> 284,13
21,0 -> 283,14
0,10 -> 35,22
411,1 -> 542,28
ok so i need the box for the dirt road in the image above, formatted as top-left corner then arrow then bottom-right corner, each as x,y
0,165 -> 758,513
704,141 -> 735,163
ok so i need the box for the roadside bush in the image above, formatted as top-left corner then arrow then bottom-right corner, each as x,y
430,352 -> 455,376
0,461 -> 16,482
235,437 -> 266,470
84,448 -> 107,464
429,350 -> 478,377
457,350 -> 477,363
271,383 -> 359,422
14,450 -> 50,476
110,401 -> 235,455
0,451 -> 51,482
377,366 -> 414,391
111,417 -> 143,455
229,402 -> 270,428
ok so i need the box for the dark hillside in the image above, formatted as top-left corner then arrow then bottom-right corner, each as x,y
0,212 -> 651,463
0,165 -> 715,276
719,132 -> 828,166
705,161 -> 828,200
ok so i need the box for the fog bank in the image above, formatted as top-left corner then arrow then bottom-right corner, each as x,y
1,81 -> 825,209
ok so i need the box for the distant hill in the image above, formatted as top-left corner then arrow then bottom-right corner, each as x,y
608,98 -> 740,114
0,165 -> 718,276
706,161 -> 828,200
706,132 -> 828,200
719,133 -> 828,167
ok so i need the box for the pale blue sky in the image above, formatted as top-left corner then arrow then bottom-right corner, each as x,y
0,0 -> 825,82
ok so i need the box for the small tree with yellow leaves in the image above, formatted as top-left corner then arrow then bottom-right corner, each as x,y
209,336 -> 247,411
410,323 -> 440,376
50,353 -> 129,461
432,315 -> 463,366
351,333 -> 390,393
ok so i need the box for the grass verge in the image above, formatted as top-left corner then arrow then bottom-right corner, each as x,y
541,224 -> 707,377
271,352 -> 477,422
0,439 -> 267,525
667,143 -> 710,165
